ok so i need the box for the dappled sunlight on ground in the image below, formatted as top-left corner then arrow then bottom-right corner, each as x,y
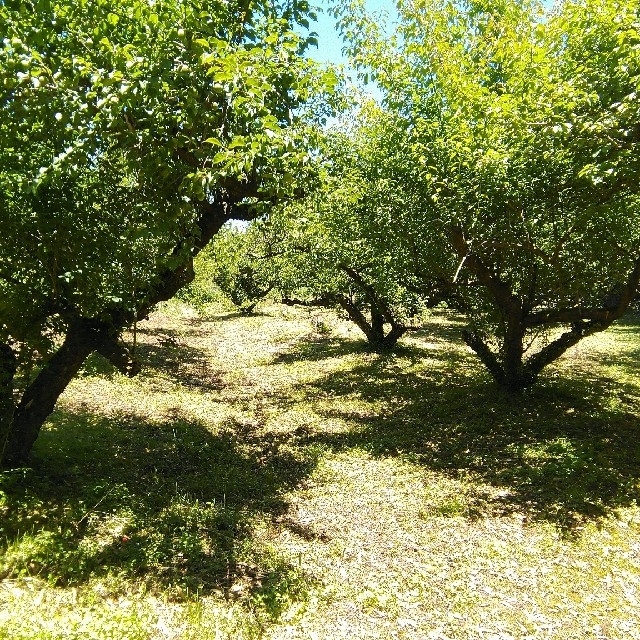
2,303 -> 640,638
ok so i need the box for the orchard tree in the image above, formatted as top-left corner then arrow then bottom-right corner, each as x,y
339,0 -> 640,391
205,223 -> 279,314
273,107 -> 441,352
0,0 -> 338,466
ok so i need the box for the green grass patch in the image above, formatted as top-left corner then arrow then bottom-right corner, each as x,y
2,305 -> 640,638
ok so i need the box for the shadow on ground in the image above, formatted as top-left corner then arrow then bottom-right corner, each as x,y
271,335 -> 374,364
0,405 -> 321,618
3,308 -> 640,616
287,328 -> 640,536
270,330 -> 470,368
595,321 -> 640,380
187,311 -> 272,324
81,326 -> 225,391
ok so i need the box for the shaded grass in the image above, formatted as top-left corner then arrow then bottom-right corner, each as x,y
1,304 -> 640,638
263,308 -> 640,532
0,408 -> 319,605
290,358 -> 640,532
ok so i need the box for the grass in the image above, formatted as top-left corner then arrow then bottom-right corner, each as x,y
1,301 -> 640,638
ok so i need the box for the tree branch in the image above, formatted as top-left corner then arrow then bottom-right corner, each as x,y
95,335 -> 141,377
450,226 -> 522,316
339,264 -> 396,323
461,330 -> 505,386
523,321 -> 602,382
523,253 -> 640,327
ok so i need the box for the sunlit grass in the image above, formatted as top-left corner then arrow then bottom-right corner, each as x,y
2,302 -> 640,638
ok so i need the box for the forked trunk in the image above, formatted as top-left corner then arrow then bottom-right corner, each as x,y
464,319 -> 618,393
336,298 -> 407,353
464,310 -> 535,392
451,226 -> 640,392
500,314 -> 531,392
368,309 -> 407,353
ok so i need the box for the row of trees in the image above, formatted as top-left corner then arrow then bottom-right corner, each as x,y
1,0 -> 639,466
210,0 -> 640,391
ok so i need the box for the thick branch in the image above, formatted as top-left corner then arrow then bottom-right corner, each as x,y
450,226 -> 522,316
382,323 -> 407,350
1,174 -> 276,468
525,306 -> 626,327
524,253 -> 640,327
339,265 -> 395,323
237,284 -> 274,314
462,330 -> 505,387
95,334 -> 141,377
523,321 -> 603,381
0,343 -> 18,461
102,190 -> 258,331
3,320 -> 97,465
334,294 -> 375,340
337,265 -> 411,351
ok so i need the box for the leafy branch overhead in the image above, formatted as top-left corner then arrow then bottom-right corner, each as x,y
0,0 -> 340,466
2,0 -> 640,469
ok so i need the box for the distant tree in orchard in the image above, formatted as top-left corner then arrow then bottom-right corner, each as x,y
0,0 -> 339,466
338,0 -> 640,390
270,110 -> 441,353
204,224 -> 280,315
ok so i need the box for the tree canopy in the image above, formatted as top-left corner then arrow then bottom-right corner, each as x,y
2,0 -> 640,468
0,0 -> 337,465
267,103 -> 439,351
336,0 -> 640,390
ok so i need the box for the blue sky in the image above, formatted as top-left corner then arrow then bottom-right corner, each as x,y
306,0 -> 397,66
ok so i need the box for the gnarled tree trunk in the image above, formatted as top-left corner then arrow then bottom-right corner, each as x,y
337,266 -> 410,352
1,195 -> 255,469
334,295 -> 407,353
0,343 -> 17,462
2,320 -> 98,466
451,226 -> 640,392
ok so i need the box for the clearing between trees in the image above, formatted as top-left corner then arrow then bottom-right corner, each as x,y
1,302 -> 640,639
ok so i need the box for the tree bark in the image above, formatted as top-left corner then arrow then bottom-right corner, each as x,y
501,312 -> 527,392
522,321 -> 604,383
338,267 -> 409,352
370,308 -> 386,345
0,343 -> 17,462
283,293 -> 407,352
451,226 -> 531,390
380,321 -> 407,352
334,295 -> 377,341
1,191 -> 259,468
2,320 -> 96,466
462,330 -> 506,387
451,225 -> 640,392
333,296 -> 406,352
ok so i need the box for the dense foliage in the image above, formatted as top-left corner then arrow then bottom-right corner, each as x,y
337,0 -> 640,389
207,224 -> 279,314
2,0 -> 640,468
0,0 -> 336,465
